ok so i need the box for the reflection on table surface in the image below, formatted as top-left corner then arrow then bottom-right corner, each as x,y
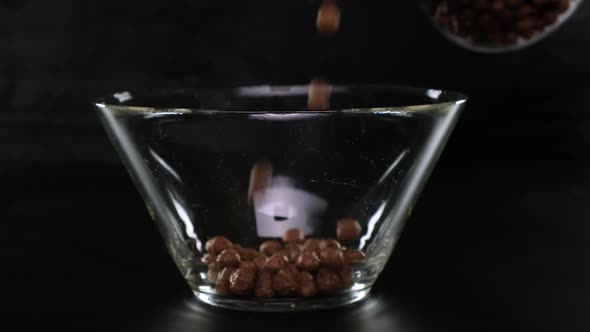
141,294 -> 435,332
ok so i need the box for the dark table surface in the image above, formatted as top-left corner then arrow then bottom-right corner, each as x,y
2,1 -> 590,331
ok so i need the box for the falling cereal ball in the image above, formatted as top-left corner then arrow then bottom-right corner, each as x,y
247,159 -> 273,203
307,78 -> 332,110
336,218 -> 362,243
317,2 -> 341,35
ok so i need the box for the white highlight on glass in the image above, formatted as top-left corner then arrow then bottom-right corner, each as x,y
172,196 -> 197,241
114,91 -> 132,102
149,148 -> 182,182
378,150 -> 408,184
426,89 -> 442,99
359,201 -> 386,250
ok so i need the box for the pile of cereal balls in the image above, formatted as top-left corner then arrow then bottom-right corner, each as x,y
202,218 -> 364,298
425,0 -> 572,46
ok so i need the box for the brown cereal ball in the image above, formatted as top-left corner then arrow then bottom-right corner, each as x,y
307,78 -> 331,110
515,17 -> 535,33
253,255 -> 268,270
320,247 -> 345,269
264,252 -> 289,272
248,159 -> 273,203
296,251 -> 320,272
239,260 -> 258,273
287,262 -> 300,278
302,238 -> 321,255
260,240 -> 283,257
316,2 -> 341,35
283,228 -> 304,243
229,265 -> 257,296
343,250 -> 365,264
320,239 -> 341,250
339,267 -> 353,288
316,268 -> 343,294
216,248 -> 241,268
336,218 -> 362,243
255,271 -> 274,298
233,245 -> 260,261
215,267 -> 236,295
557,0 -> 570,13
298,271 -> 318,298
272,268 -> 298,297
201,254 -> 216,265
284,243 -> 303,263
543,10 -> 558,25
207,263 -> 221,285
205,236 -> 232,255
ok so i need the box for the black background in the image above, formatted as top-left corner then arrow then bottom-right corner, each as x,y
1,1 -> 589,331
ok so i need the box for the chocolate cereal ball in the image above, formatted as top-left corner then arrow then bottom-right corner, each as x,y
255,271 -> 274,298
316,268 -> 343,294
320,247 -> 345,269
201,254 -> 216,265
283,228 -> 304,243
316,2 -> 341,35
339,267 -> 353,288
307,78 -> 331,110
215,267 -> 236,295
272,268 -> 298,297
260,240 -> 283,257
320,239 -> 341,250
264,252 -> 289,272
343,250 -> 365,264
247,159 -> 273,202
298,271 -> 318,298
233,245 -> 260,261
207,263 -> 221,285
239,260 -> 257,273
229,264 -> 257,296
337,218 -> 362,243
302,238 -> 322,255
205,236 -> 232,255
253,255 -> 268,270
216,248 -> 241,268
296,251 -> 321,272
284,243 -> 303,263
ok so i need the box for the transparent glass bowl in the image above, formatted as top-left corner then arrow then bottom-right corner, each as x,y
421,0 -> 583,53
94,85 -> 466,311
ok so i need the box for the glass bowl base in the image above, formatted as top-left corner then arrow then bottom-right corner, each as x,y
192,288 -> 371,312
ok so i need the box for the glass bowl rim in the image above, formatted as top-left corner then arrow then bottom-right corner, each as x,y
93,84 -> 468,114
